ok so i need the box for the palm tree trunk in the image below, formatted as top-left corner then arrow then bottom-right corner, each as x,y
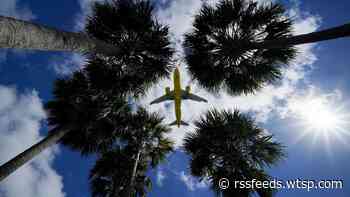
124,150 -> 141,197
123,142 -> 144,197
0,128 -> 70,182
0,16 -> 120,56
249,23 -> 350,49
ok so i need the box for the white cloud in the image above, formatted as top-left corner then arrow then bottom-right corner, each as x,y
50,53 -> 86,76
278,86 -> 345,120
0,86 -> 65,197
138,0 -> 324,147
179,171 -> 209,191
157,0 -> 203,51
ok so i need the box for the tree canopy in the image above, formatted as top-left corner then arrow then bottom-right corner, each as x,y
86,0 -> 174,97
184,0 -> 296,95
184,109 -> 285,196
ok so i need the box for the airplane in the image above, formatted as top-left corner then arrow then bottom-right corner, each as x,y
150,66 -> 208,127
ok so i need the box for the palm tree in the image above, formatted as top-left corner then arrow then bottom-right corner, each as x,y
0,69 -> 132,182
120,108 -> 174,197
89,148 -> 152,197
90,108 -> 174,197
85,0 -> 174,94
183,109 -> 285,197
0,16 -> 119,56
0,0 -> 174,181
184,0 -> 350,95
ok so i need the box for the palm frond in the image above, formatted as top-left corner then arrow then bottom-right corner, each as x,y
184,0 -> 296,95
184,108 -> 285,196
86,0 -> 174,97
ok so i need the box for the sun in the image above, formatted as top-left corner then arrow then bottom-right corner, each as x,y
285,91 -> 350,157
288,91 -> 349,135
298,98 -> 342,132
287,92 -> 350,158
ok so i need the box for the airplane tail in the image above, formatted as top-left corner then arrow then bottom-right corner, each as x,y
169,120 -> 189,127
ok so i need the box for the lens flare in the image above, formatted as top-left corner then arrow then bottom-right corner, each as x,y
287,90 -> 350,150
297,98 -> 342,132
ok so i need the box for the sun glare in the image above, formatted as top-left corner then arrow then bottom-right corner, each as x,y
288,91 -> 349,135
285,90 -> 350,156
299,98 -> 341,132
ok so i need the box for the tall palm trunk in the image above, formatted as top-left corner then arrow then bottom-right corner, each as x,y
123,142 -> 144,197
248,23 -> 350,49
0,16 -> 120,56
0,128 -> 70,182
123,150 -> 141,197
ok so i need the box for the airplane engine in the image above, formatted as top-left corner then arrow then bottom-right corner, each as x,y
165,87 -> 171,95
186,86 -> 191,93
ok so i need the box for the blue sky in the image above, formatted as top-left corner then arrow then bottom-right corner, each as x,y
0,0 -> 350,197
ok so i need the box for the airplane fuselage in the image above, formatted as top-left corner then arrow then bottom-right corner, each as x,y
173,68 -> 182,127
150,66 -> 208,127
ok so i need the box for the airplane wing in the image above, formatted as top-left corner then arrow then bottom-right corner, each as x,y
181,91 -> 208,103
150,92 -> 175,105
169,120 -> 189,127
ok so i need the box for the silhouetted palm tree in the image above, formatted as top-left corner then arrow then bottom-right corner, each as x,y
0,70 -> 131,181
0,0 -> 174,182
90,108 -> 174,197
0,16 -> 119,56
89,148 -> 151,197
184,0 -> 350,95
85,0 -> 174,93
183,109 -> 285,197
120,108 -> 174,197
